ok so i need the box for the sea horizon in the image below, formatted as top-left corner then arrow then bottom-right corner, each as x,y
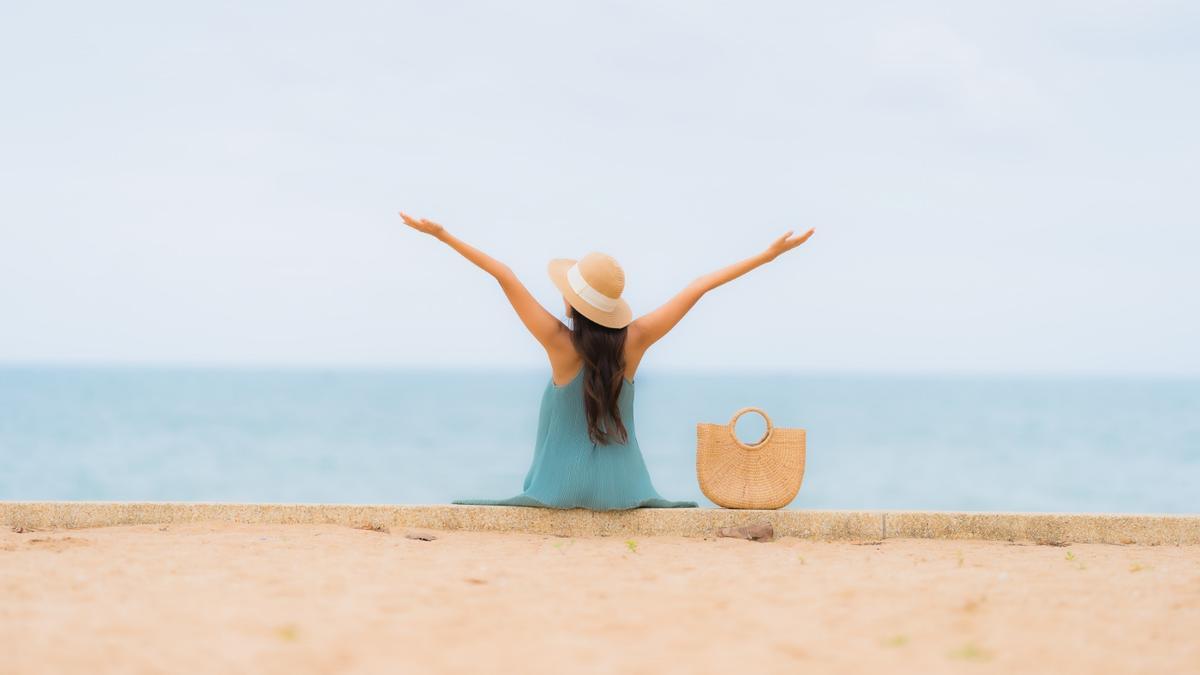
5,361 -> 1200,380
2,365 -> 1196,514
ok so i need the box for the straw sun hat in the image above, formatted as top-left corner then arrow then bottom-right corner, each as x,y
548,252 -> 633,329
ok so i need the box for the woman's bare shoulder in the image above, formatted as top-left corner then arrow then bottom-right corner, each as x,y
548,337 -> 582,387
623,341 -> 647,383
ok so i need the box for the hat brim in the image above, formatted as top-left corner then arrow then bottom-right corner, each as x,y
547,258 -> 633,330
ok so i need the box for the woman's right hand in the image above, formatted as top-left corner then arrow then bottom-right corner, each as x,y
763,228 -> 815,262
399,211 -> 445,238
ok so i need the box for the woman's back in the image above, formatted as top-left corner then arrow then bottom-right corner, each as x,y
451,366 -> 698,510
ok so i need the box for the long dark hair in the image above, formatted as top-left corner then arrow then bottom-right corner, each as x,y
567,305 -> 628,446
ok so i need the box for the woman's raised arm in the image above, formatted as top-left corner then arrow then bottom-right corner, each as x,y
628,228 -> 815,353
400,212 -> 567,352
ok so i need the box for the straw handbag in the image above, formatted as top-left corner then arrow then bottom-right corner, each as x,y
696,407 -> 806,509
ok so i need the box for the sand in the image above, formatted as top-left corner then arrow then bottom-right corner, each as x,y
2,523 -> 1197,675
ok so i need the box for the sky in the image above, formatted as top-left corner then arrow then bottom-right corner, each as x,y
1,1 -> 1197,375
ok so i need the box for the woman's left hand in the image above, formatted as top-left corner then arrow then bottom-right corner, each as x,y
399,211 -> 445,238
763,228 -> 815,262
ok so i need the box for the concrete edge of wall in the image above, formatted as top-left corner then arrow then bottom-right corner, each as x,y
2,502 -> 1197,545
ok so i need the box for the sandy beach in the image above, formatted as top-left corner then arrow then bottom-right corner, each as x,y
2,522 -> 1197,674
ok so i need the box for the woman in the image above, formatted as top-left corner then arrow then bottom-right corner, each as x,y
399,211 -> 815,510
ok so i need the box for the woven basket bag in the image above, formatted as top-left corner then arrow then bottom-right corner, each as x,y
696,407 -> 806,509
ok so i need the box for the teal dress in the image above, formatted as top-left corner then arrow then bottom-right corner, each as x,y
452,367 -> 699,510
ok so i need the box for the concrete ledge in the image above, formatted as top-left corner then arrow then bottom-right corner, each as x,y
883,511 -> 1200,546
2,502 -> 1197,545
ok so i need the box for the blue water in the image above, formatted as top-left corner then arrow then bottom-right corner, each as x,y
1,367 -> 1197,513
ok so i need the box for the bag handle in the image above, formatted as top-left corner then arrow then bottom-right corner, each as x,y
727,407 -> 774,450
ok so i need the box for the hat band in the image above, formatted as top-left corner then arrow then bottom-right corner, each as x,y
567,263 -> 619,312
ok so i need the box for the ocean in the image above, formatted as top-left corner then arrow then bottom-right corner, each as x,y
1,367 -> 1196,513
